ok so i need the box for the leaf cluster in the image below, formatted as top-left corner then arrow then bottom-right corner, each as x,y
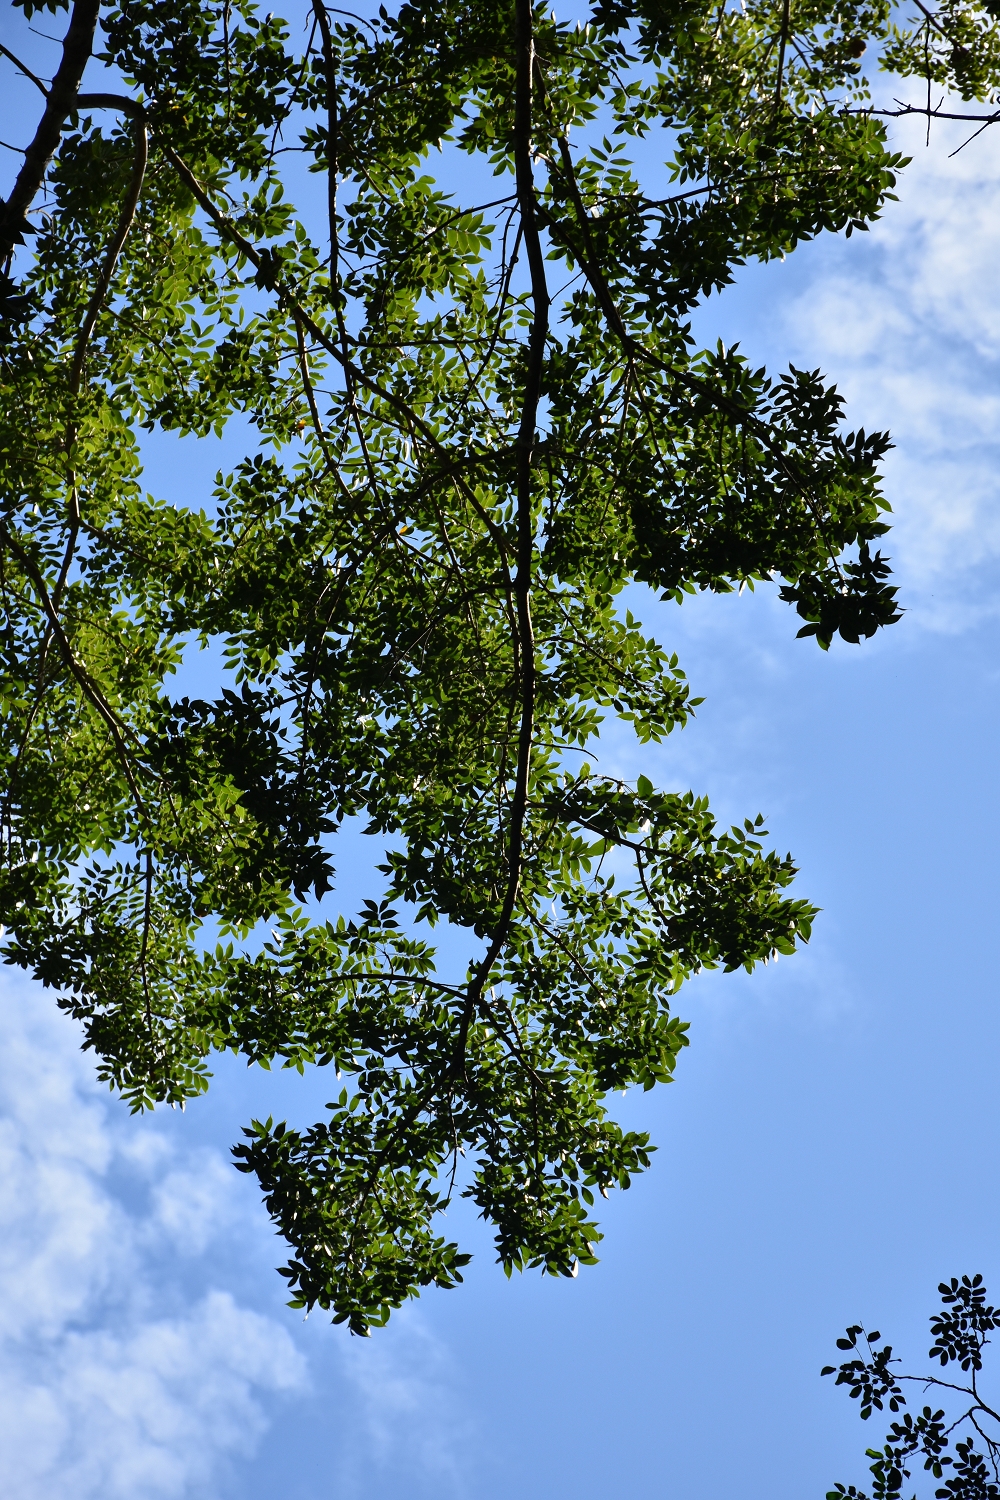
825,1277 -> 1000,1500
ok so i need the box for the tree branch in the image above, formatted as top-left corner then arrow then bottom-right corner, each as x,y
774,0 -> 792,109
450,0 -> 547,1075
860,103 -> 1000,123
0,0 -> 102,263
540,143 -> 847,577
0,518 -> 147,815
75,91 -> 147,120
70,116 -> 148,393
311,0 -> 340,296
163,142 -> 519,589
0,42 -> 50,98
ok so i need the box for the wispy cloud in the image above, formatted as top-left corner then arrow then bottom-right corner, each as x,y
334,1307 -> 476,1499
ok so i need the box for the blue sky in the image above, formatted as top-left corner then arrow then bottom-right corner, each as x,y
2,8 -> 1000,1495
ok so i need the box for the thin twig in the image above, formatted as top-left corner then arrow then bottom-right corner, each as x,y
0,42 -> 49,96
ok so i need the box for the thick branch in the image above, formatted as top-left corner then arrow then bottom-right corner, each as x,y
75,91 -> 147,120
310,0 -> 340,292
774,0 -> 791,108
505,0 -> 545,939
0,0 -> 102,263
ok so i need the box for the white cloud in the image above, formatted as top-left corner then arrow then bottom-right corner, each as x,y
148,1152 -> 245,1257
879,118 -> 1000,359
0,1292 -> 300,1500
0,979 -> 305,1499
774,109 -> 1000,627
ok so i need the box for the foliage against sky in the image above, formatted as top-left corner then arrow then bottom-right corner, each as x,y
826,1277 -> 1000,1500
0,0 -> 996,1335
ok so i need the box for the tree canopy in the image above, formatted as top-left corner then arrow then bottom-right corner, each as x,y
0,0 -> 994,1334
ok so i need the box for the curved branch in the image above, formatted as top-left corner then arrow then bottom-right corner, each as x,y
74,92 -> 148,120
